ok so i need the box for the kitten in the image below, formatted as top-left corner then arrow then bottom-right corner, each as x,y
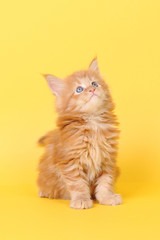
37,58 -> 122,209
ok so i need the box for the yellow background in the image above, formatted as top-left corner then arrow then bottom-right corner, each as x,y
0,0 -> 160,239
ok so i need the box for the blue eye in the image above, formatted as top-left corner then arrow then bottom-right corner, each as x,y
92,82 -> 98,87
76,86 -> 84,93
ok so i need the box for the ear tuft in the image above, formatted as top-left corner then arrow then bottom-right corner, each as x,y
89,57 -> 100,74
42,74 -> 64,96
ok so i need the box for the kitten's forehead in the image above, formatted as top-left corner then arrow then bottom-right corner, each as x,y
76,75 -> 97,87
65,70 -> 102,90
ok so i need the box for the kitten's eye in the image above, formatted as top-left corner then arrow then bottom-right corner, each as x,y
76,86 -> 84,93
92,82 -> 98,87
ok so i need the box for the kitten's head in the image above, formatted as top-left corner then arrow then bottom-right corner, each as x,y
44,58 -> 114,115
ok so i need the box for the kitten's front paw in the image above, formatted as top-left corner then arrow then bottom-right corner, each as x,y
70,199 -> 93,209
99,194 -> 122,206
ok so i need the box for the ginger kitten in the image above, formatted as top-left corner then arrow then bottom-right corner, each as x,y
37,58 -> 122,209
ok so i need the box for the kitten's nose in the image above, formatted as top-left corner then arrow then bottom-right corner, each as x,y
89,88 -> 95,93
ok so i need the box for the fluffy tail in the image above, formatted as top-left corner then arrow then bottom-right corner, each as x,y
38,135 -> 48,146
37,130 -> 55,146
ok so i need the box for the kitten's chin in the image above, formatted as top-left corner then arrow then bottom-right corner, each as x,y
81,96 -> 104,113
89,94 -> 98,100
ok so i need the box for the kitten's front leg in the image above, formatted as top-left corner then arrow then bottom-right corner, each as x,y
61,162 -> 93,209
95,172 -> 122,206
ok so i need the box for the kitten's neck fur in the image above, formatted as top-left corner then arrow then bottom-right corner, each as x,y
57,109 -> 118,130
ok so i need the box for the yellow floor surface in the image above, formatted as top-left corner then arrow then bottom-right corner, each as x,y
1,0 -> 160,239
1,181 -> 160,240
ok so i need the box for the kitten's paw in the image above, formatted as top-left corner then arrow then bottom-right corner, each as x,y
39,190 -> 47,198
70,199 -> 93,209
99,194 -> 122,206
38,190 -> 52,199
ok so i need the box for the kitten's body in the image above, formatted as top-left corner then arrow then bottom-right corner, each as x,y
37,59 -> 122,209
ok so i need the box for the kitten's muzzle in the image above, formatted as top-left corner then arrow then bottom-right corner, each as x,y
89,88 -> 95,93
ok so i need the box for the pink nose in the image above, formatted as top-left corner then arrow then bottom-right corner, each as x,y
89,88 -> 95,93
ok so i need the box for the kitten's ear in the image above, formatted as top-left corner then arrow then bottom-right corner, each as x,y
88,57 -> 100,74
43,74 -> 64,96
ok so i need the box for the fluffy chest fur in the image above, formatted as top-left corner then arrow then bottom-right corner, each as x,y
79,118 -> 113,181
57,113 -> 119,182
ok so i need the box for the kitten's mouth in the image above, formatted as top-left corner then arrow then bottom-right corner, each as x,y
90,93 -> 98,99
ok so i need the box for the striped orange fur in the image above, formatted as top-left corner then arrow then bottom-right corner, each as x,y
37,58 -> 122,209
